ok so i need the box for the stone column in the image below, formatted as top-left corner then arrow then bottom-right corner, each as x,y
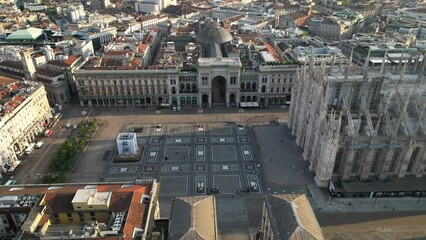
80,100 -> 84,107
360,148 -> 376,180
226,91 -> 229,108
415,147 -> 426,177
397,147 -> 412,178
378,148 -> 394,180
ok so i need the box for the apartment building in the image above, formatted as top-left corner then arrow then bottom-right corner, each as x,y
308,12 -> 364,41
0,77 -> 51,175
0,182 -> 160,240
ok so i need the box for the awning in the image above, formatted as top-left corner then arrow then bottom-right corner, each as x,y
240,102 -> 260,108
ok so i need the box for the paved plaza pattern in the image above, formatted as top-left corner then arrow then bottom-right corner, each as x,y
104,122 -> 262,195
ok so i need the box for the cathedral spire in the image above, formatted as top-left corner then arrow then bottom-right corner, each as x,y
329,54 -> 336,75
398,51 -> 404,71
416,53 -> 426,82
380,50 -> 388,74
309,47 -> 315,71
363,48 -> 371,78
345,47 -> 354,79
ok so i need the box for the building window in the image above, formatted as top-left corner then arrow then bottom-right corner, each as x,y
230,76 -> 237,85
270,88 -> 273,93
202,77 -> 208,85
1,216 -> 7,225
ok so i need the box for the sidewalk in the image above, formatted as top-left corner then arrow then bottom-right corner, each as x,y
308,182 -> 426,213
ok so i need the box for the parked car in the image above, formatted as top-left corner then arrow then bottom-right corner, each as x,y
73,125 -> 78,129
66,123 -> 71,128
279,105 -> 288,109
35,141 -> 44,149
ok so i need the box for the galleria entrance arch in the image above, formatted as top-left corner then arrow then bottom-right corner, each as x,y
211,76 -> 226,105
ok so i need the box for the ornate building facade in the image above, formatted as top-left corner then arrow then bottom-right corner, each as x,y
74,21 -> 297,108
73,63 -> 296,108
289,54 -> 426,187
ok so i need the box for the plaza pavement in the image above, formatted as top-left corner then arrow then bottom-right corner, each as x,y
12,104 -> 426,239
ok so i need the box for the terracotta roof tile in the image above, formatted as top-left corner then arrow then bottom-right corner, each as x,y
138,43 -> 148,53
0,60 -> 24,70
63,55 -> 80,65
122,186 -> 150,240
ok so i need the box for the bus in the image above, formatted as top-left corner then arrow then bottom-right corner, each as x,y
4,180 -> 16,186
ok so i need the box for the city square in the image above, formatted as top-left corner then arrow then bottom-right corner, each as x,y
104,122 -> 262,196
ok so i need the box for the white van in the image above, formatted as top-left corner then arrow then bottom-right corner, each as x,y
35,141 -> 44,149
25,143 -> 36,155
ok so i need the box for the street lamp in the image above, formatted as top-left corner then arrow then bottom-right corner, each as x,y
373,190 -> 378,205
418,189 -> 423,204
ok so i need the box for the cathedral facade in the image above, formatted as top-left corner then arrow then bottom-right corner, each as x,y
289,54 -> 426,187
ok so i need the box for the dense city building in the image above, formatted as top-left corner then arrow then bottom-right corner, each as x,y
308,11 -> 364,41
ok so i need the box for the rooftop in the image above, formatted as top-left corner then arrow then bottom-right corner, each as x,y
0,81 -> 42,117
196,20 -> 233,46
169,196 -> 218,240
0,183 -> 155,240
5,27 -> 44,40
265,194 -> 324,240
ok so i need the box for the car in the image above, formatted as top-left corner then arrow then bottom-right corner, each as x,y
177,107 -> 181,112
35,141 -> 44,149
66,123 -> 71,128
279,105 -> 288,109
73,125 -> 78,129
173,106 -> 177,112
